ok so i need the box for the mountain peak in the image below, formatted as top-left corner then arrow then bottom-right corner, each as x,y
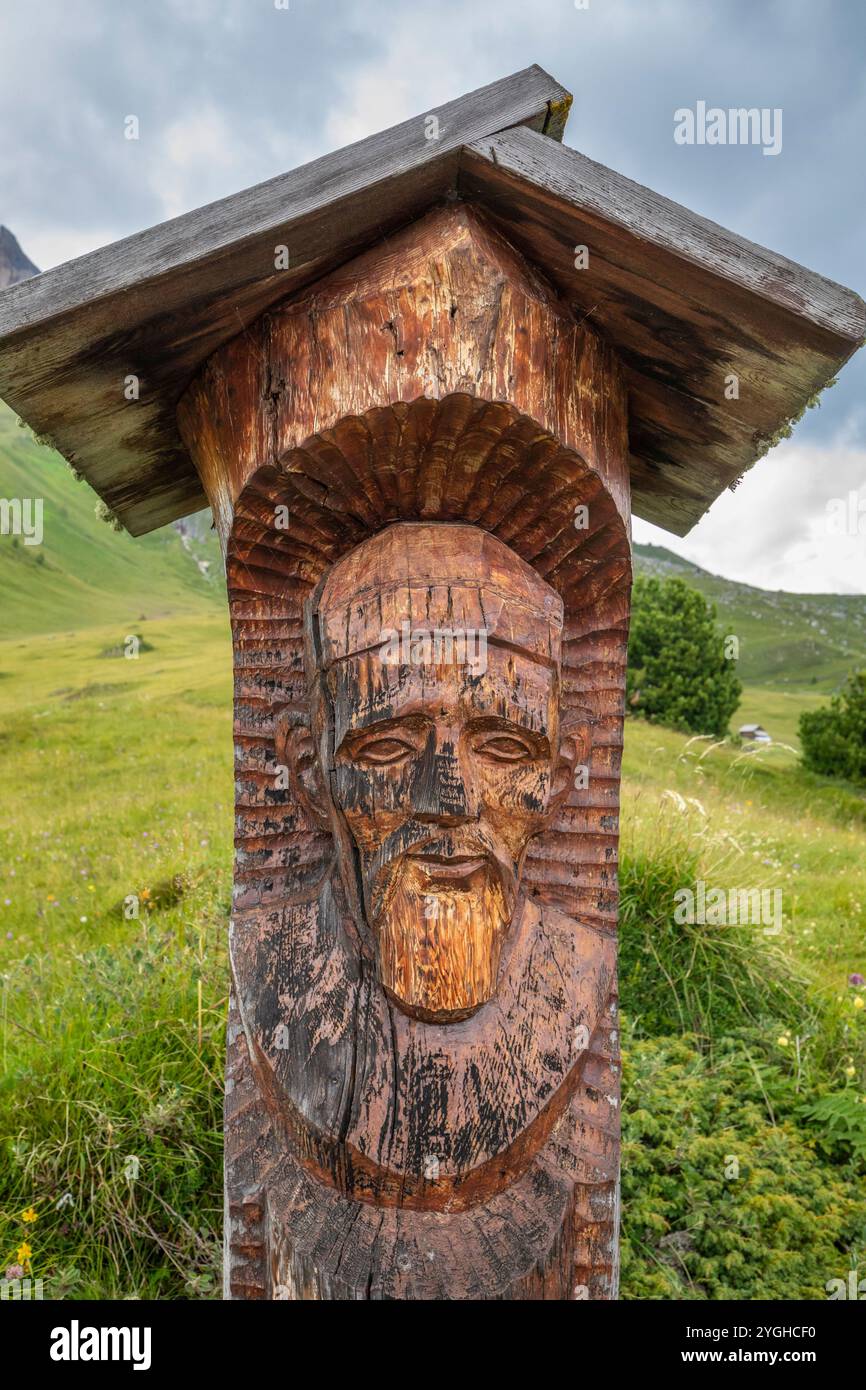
0,226 -> 40,289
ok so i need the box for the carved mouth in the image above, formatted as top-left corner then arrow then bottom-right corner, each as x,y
409,852 -> 487,881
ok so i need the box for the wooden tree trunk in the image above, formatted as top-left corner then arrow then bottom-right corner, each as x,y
178,203 -> 632,1300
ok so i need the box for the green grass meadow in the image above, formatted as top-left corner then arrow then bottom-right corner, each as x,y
2,417 -> 866,1300
0,616 -> 233,1298
2,622 -> 865,1300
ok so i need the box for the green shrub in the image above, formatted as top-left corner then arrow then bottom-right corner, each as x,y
800,1091 -> 866,1166
800,670 -> 866,786
621,1025 -> 866,1300
627,576 -> 742,736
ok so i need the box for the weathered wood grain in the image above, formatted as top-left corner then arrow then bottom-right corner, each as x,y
0,66 -> 570,536
186,207 -> 630,1299
459,126 -> 866,533
226,985 -> 621,1299
177,203 -> 630,544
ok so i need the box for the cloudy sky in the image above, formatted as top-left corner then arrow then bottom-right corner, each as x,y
1,0 -> 864,592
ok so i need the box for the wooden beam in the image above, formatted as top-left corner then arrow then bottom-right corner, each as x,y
178,203 -> 629,546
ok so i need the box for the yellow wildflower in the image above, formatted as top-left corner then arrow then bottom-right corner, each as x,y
21,1206 -> 37,1223
16,1242 -> 31,1263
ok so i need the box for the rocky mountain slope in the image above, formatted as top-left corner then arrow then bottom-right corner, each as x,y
0,225 -> 39,288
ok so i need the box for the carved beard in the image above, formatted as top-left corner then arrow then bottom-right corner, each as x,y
367,837 -> 517,1023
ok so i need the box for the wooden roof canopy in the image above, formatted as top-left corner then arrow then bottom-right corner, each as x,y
0,65 -> 862,538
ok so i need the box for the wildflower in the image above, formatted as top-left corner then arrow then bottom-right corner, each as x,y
777,1035 -> 789,1047
140,888 -> 151,902
5,1264 -> 25,1281
79,916 -> 87,924
854,997 -> 865,1011
845,1066 -> 857,1079
849,972 -> 865,987
87,884 -> 95,893
21,1206 -> 37,1223
16,1242 -> 31,1264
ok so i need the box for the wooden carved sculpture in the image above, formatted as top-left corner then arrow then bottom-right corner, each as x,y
228,519 -> 623,1300
176,203 -> 633,1299
3,65 -> 856,1302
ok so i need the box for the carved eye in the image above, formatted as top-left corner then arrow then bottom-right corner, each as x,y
353,737 -> 416,766
474,734 -> 534,763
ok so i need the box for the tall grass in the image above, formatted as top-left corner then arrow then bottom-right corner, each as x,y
619,797 -> 813,1044
1,880 -> 228,1299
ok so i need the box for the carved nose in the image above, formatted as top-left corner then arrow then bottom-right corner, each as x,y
414,741 -> 480,821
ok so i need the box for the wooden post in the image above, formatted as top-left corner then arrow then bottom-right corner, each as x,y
178,204 -> 631,1299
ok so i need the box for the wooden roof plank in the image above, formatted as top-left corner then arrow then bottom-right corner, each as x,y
0,66 -> 569,339
0,71 -> 862,541
462,126 -> 864,340
459,127 -> 865,534
0,66 -> 571,535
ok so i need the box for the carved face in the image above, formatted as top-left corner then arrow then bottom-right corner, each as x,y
294,524 -> 581,1023
328,647 -> 558,1021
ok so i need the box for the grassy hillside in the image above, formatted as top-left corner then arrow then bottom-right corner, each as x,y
3,403 -> 863,697
0,403 -> 223,637
635,542 -> 866,693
